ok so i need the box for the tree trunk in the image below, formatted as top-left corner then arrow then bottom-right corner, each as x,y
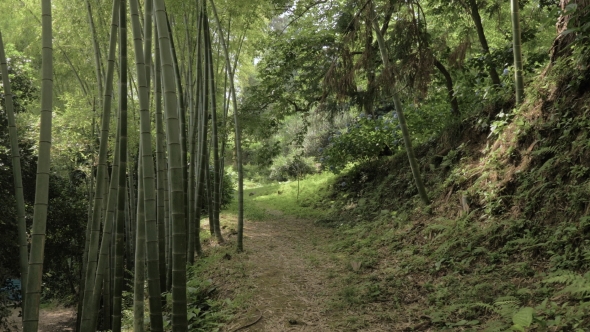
0,30 -> 29,312
112,0 -> 129,328
133,152 -> 145,332
511,0 -> 524,104
79,1 -> 120,329
154,0 -> 189,329
129,0 -> 165,329
369,0 -> 429,206
154,17 -> 168,293
433,58 -> 460,117
210,0 -> 245,252
466,0 -> 501,86
22,0 -> 53,330
204,9 -> 224,244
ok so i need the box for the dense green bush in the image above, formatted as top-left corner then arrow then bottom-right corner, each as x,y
320,112 -> 402,173
218,167 -> 235,209
268,154 -> 317,181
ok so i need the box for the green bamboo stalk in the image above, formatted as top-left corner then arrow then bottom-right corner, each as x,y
0,30 -> 28,311
104,249 -> 112,329
154,0 -> 189,329
22,0 -> 53,330
80,0 -> 120,329
154,19 -> 168,293
77,105 -> 96,331
134,151 -> 145,332
193,6 -> 205,256
143,0 -> 153,101
81,0 -> 126,328
209,0 -> 244,252
113,1 -> 129,328
85,0 -> 104,105
186,9 -> 198,263
129,0 -> 165,329
166,12 -> 189,253
204,10 -> 224,244
511,0 -> 524,104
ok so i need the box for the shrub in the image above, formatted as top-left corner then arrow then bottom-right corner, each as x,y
320,112 -> 402,173
268,155 -> 317,181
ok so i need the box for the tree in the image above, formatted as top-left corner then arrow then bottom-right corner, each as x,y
129,0 -> 165,328
153,0 -> 188,329
0,29 -> 28,309
370,0 -> 429,205
210,0 -> 245,252
22,0 -> 53,330
79,0 -> 119,329
511,0 -> 524,104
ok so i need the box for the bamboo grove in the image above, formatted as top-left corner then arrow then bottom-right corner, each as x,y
0,0 -> 246,330
0,0 -> 534,330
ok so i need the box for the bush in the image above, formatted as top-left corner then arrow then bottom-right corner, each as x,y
269,155 -> 317,181
320,112 -> 402,173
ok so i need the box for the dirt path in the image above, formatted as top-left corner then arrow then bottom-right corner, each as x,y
8,306 -> 76,332
216,214 -> 345,331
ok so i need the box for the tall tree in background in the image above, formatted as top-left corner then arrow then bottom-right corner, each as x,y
22,0 -> 53,330
79,0 -> 119,329
369,0 -> 429,205
204,5 -> 224,244
511,0 -> 524,104
463,0 -> 502,86
210,0 -> 245,251
0,30 -> 28,310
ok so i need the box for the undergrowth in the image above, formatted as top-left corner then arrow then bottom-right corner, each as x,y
225,172 -> 337,221
311,55 -> 590,331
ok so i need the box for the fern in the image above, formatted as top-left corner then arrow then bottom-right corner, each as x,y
531,145 -> 559,157
543,270 -> 590,299
543,270 -> 583,285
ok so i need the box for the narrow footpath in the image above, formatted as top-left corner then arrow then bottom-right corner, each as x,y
217,214 -> 344,331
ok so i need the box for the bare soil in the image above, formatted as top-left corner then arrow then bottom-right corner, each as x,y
214,213 -> 347,332
8,305 -> 76,332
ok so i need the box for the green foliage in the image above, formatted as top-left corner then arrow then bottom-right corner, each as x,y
321,112 -> 401,173
226,172 -> 336,221
268,154 -> 316,181
217,167 -> 235,209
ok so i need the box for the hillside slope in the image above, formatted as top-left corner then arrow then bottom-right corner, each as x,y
312,39 -> 590,331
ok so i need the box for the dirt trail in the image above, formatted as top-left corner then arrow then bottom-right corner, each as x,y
217,214 -> 344,331
8,306 -> 76,332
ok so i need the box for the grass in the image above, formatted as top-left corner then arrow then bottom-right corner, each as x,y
225,172 -> 337,221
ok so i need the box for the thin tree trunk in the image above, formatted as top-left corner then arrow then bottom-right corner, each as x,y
0,30 -> 29,311
204,10 -> 224,243
433,58 -> 460,117
85,0 -> 104,105
113,1 -> 129,328
82,10 -> 127,324
129,0 -> 165,329
80,1 -> 120,329
511,0 -> 524,104
369,0 -> 429,206
22,0 -> 53,329
186,8 -> 197,263
133,152 -> 145,332
209,0 -> 244,252
466,0 -> 501,86
154,19 -> 168,293
154,0 -> 189,329
167,13 -> 189,254
193,7 -> 205,256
